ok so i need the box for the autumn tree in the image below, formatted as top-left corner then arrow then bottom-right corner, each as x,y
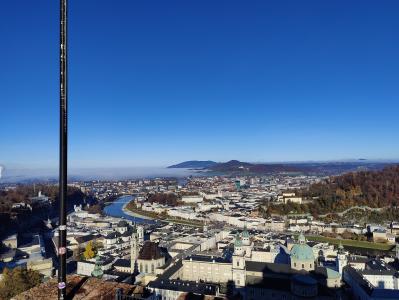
87,204 -> 103,215
83,241 -> 95,260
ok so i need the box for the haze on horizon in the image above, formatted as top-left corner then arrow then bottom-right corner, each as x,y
1,0 -> 399,170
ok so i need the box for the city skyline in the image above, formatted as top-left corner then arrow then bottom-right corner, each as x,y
1,0 -> 399,169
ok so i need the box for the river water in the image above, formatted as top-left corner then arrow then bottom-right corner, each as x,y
103,195 -> 156,225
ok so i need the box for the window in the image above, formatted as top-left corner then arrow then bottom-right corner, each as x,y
145,264 -> 148,273
294,263 -> 296,267
302,264 -> 304,269
310,263 -> 312,268
237,261 -> 240,267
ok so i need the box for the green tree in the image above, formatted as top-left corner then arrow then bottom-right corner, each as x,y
83,241 -> 95,260
0,267 -> 42,300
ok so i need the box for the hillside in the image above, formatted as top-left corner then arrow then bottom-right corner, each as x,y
267,165 -> 399,218
0,185 -> 85,238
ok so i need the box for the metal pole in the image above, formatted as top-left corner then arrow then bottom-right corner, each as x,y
58,0 -> 68,299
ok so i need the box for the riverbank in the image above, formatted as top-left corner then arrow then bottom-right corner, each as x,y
124,200 -> 204,227
121,202 -> 154,220
102,195 -> 156,224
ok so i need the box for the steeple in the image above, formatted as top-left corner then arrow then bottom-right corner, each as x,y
130,226 -> 139,273
338,241 -> 344,254
91,255 -> 103,278
234,233 -> 242,246
298,232 -> 306,245
242,223 -> 249,237
336,240 -> 347,274
234,233 -> 243,256
232,233 -> 246,286
242,224 -> 250,246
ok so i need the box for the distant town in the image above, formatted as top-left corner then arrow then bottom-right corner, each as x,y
1,163 -> 399,299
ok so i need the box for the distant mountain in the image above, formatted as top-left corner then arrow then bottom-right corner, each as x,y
168,160 -> 306,173
168,159 -> 396,175
167,160 -> 218,169
210,160 -> 302,174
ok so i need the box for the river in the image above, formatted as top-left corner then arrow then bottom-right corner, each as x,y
103,195 -> 156,225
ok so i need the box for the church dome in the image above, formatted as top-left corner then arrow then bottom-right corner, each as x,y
291,244 -> 314,261
291,234 -> 314,261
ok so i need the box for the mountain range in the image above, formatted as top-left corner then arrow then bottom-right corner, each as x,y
168,160 -> 397,175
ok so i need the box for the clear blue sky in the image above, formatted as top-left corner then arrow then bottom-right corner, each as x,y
1,0 -> 398,168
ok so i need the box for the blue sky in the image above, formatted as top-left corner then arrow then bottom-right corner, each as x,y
1,0 -> 398,168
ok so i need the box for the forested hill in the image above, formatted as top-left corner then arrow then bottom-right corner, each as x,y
0,185 -> 85,238
167,160 -> 217,169
267,165 -> 399,216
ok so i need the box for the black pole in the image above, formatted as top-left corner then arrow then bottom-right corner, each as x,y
58,0 -> 68,299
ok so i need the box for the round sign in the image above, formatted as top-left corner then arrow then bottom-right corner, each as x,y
58,247 -> 67,255
58,282 -> 66,289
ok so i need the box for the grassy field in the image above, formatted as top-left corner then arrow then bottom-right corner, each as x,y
303,235 -> 394,251
125,205 -> 158,219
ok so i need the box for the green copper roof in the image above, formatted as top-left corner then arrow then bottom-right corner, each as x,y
242,225 -> 250,238
234,234 -> 243,247
298,233 -> 306,244
91,255 -> 104,278
291,238 -> 314,261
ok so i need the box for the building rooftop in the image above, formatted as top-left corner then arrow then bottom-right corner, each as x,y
344,266 -> 399,298
246,261 -> 293,275
138,241 -> 163,260
185,255 -> 230,264
149,279 -> 218,296
114,258 -> 131,268
75,234 -> 100,244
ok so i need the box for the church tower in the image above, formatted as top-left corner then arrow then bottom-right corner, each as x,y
336,241 -> 347,274
137,225 -> 144,244
130,225 -> 139,273
242,224 -> 250,246
241,224 -> 253,258
232,233 -> 246,287
91,255 -> 104,278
